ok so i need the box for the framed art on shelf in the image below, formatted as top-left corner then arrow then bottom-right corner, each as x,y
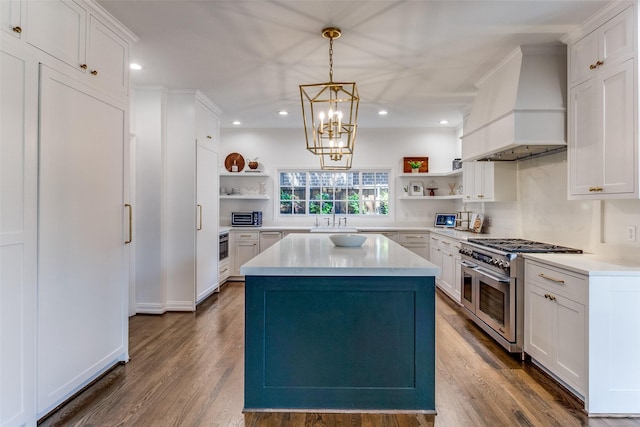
409,181 -> 424,196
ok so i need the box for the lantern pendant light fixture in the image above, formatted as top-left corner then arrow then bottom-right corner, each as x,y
300,27 -> 359,170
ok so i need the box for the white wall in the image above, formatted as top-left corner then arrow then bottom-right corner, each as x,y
219,127 -> 462,226
461,151 -> 640,262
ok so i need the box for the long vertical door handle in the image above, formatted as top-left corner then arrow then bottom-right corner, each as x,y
125,204 -> 132,243
197,204 -> 203,230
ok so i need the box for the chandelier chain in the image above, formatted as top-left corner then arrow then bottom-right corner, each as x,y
328,36 -> 334,82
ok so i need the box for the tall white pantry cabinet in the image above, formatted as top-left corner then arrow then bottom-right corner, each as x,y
133,88 -> 221,312
0,1 -> 137,425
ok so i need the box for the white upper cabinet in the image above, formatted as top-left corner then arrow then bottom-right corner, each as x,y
24,0 -> 132,97
25,0 -> 87,68
569,6 -> 634,86
567,3 -> 638,199
462,161 -> 516,202
1,0 -> 24,38
86,14 -> 129,96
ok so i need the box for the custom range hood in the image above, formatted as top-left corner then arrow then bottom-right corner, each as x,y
461,46 -> 567,161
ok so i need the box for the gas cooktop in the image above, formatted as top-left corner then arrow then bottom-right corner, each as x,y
467,238 -> 583,254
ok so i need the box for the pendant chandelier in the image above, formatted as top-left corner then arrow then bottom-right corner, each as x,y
300,27 -> 359,170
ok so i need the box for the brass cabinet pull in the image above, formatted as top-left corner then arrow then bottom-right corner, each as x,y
538,273 -> 565,284
589,186 -> 603,192
207,135 -> 212,139
405,235 -> 424,239
197,204 -> 203,230
90,70 -> 98,76
543,293 -> 556,301
596,60 -> 604,66
12,26 -> 22,33
477,194 -> 484,198
125,204 -> 132,244
589,63 -> 597,70
80,64 -> 88,70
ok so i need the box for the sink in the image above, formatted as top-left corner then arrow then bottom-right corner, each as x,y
329,234 -> 367,247
310,227 -> 358,233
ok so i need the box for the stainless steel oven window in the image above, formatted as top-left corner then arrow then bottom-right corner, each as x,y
478,282 -> 505,325
219,232 -> 229,261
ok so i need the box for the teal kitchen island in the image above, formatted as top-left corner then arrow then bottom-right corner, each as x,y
241,233 -> 439,413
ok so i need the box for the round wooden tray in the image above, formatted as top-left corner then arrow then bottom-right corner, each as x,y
224,152 -> 245,172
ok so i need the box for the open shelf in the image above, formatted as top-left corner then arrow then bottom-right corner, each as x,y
220,172 -> 269,177
219,195 -> 270,200
398,169 -> 462,178
398,195 -> 463,200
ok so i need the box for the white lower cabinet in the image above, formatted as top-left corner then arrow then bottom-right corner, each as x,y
429,234 -> 462,304
259,231 -> 283,252
524,260 -> 586,397
231,231 -> 260,279
398,231 -> 429,259
218,257 -> 231,285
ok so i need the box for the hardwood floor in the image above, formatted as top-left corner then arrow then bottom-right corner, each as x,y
39,282 -> 640,427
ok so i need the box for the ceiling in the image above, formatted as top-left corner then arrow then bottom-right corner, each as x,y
98,0 -> 610,129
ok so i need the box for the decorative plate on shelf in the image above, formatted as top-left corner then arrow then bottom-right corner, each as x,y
224,152 -> 245,172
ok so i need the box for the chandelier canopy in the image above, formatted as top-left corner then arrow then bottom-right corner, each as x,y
299,27 -> 359,170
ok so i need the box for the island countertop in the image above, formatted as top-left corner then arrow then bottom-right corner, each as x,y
240,233 -> 439,277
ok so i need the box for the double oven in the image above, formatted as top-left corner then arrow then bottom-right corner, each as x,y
459,238 -> 581,354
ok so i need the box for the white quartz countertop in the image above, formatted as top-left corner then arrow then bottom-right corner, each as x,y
523,253 -> 640,276
241,233 -> 440,277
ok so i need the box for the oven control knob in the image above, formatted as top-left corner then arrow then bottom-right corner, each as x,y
490,258 -> 500,265
499,260 -> 510,269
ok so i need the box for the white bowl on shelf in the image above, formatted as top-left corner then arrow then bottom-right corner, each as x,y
329,234 -> 367,247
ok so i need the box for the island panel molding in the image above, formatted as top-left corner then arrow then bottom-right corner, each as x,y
244,275 -> 435,412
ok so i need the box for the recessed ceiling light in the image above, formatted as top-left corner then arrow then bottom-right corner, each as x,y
232,120 -> 241,126
130,63 -> 142,70
439,119 -> 449,125
378,110 -> 388,116
278,110 -> 289,116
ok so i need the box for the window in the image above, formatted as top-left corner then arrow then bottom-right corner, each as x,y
279,170 -> 389,216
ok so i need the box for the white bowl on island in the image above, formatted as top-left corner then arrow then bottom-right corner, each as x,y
329,234 -> 367,247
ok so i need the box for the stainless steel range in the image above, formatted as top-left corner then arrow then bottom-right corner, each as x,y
459,238 -> 582,354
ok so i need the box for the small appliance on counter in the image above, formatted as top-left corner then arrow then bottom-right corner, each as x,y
231,211 -> 263,226
455,211 -> 472,230
434,213 -> 456,228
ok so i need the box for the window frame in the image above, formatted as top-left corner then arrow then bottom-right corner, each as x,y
277,169 -> 392,218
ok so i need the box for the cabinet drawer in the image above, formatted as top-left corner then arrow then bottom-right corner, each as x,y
525,261 -> 587,302
233,231 -> 259,241
398,232 -> 428,244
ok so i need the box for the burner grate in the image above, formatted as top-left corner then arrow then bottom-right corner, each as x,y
467,238 -> 582,254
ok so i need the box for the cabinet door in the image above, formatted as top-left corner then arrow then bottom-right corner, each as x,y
1,0 -> 23,38
600,6 -> 634,68
554,294 -> 586,394
26,0 -> 87,71
196,145 -> 219,302
570,30 -> 598,85
86,14 -> 129,96
524,284 -> 554,367
234,241 -> 259,276
260,232 -> 282,252
429,245 -> 442,280
441,248 -> 456,295
477,162 -> 494,201
1,43 -> 38,427
600,59 -> 635,195
569,77 -> 600,196
196,100 -> 218,150
37,65 -> 128,416
462,162 -> 476,201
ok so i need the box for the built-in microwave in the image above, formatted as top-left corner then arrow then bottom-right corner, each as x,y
231,211 -> 262,227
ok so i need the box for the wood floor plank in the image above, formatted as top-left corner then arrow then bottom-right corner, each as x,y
38,282 -> 640,427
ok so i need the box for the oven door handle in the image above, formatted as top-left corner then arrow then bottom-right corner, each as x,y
474,267 -> 510,283
460,260 -> 477,268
